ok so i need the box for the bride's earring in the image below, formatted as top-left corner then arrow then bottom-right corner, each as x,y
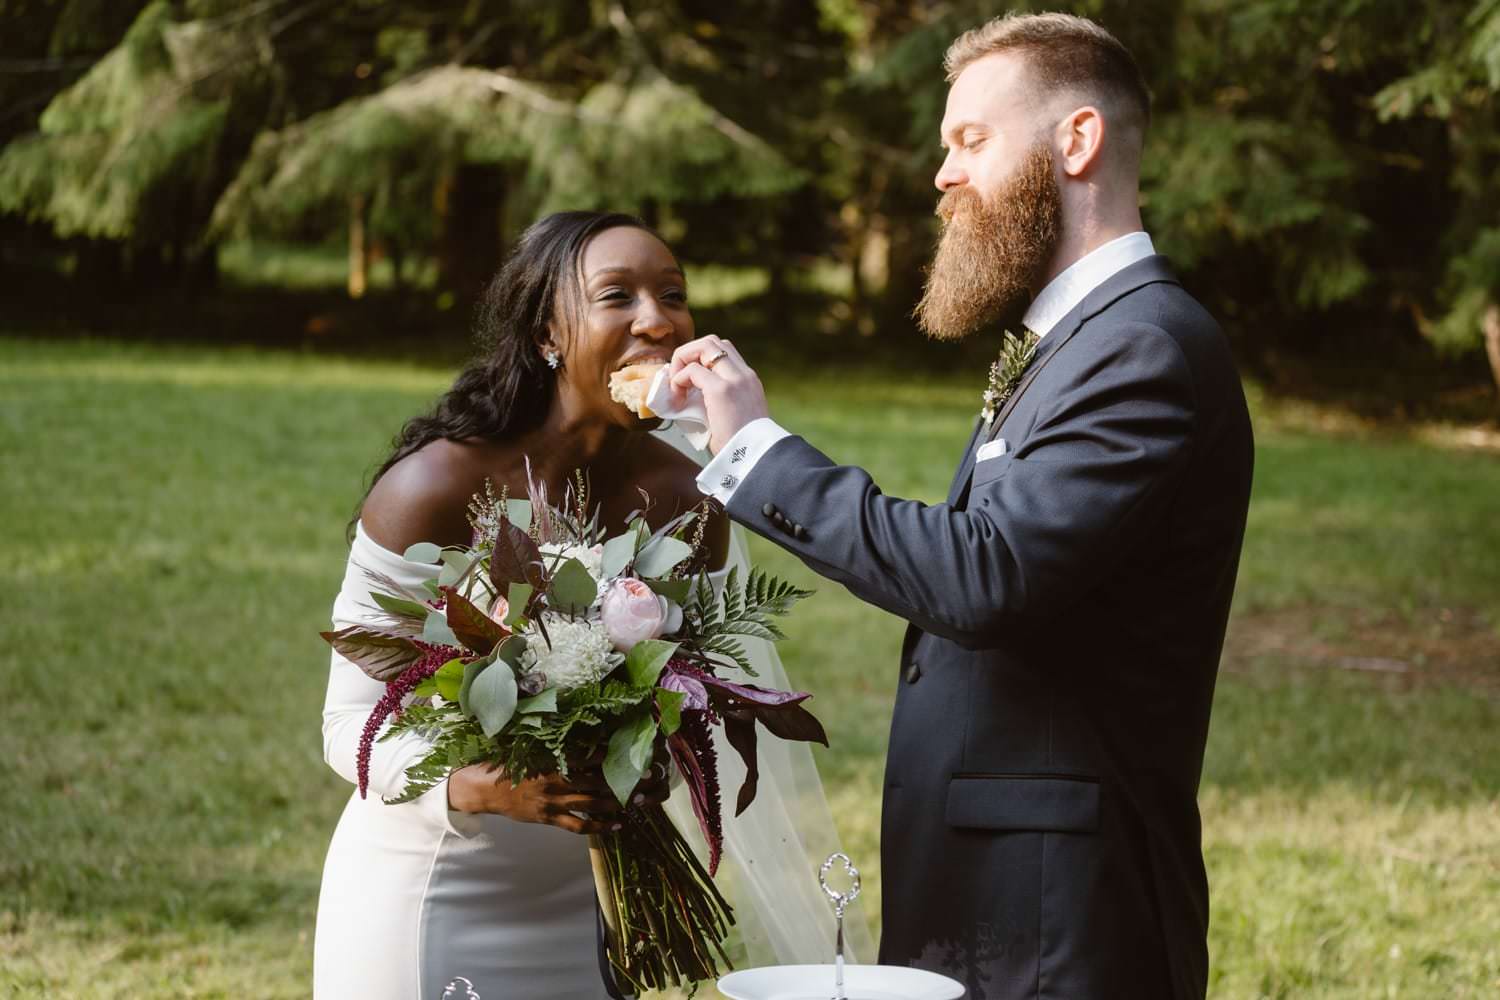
545,348 -> 562,371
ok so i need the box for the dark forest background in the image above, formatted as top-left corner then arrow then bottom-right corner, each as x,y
3,0 -> 1499,419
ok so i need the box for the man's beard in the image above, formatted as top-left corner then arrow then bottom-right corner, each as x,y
914,142 -> 1063,342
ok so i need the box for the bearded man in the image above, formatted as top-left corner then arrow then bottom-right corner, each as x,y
671,12 -> 1253,1000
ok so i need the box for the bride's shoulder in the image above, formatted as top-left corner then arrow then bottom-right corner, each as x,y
361,439 -> 490,552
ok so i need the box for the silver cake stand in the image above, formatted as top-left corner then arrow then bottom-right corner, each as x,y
716,854 -> 965,1000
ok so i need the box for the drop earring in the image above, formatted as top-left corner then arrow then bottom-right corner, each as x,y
545,349 -> 562,370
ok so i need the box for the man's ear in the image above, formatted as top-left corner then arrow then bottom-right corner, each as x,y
1057,106 -> 1106,179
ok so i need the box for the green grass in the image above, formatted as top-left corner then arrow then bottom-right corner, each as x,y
1,337 -> 1497,998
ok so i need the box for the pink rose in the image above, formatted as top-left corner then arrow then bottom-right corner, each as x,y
600,578 -> 681,651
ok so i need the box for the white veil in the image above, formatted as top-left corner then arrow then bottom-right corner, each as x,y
654,426 -> 876,971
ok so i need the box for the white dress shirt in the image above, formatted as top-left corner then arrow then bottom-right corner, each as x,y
696,231 -> 1157,505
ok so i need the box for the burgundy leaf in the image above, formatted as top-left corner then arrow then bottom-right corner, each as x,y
440,586 -> 509,655
745,700 -> 828,747
699,678 -> 829,747
699,675 -> 813,707
722,710 -> 760,816
321,626 -> 422,682
658,671 -> 709,711
489,514 -> 547,591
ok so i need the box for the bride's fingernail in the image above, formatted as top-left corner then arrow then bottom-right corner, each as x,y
612,823 -> 623,831
632,793 -> 645,805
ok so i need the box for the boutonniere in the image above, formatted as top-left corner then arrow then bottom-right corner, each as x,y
980,328 -> 1040,426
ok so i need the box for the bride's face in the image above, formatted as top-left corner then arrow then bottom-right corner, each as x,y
553,225 -> 694,427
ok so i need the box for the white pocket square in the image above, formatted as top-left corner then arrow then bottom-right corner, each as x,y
976,437 -> 1010,462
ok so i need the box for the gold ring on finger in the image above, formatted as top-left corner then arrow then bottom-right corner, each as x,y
705,350 -> 730,368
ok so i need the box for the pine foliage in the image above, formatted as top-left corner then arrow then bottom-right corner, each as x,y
0,2 -> 234,241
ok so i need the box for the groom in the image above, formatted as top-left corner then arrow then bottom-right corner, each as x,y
671,12 -> 1252,1000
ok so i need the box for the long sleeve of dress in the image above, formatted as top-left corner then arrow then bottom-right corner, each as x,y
321,523 -> 480,838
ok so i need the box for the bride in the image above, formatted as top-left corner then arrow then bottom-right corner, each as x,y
314,211 -> 871,998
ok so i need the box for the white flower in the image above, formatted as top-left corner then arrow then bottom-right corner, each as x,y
520,615 -> 622,690
540,541 -> 605,580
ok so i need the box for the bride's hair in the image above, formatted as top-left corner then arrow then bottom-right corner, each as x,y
355,210 -> 654,527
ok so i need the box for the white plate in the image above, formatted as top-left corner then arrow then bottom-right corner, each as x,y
717,964 -> 965,1000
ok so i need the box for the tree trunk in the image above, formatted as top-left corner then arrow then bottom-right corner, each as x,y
1483,302 -> 1500,402
348,194 -> 369,299
435,166 -> 505,303
388,241 -> 406,295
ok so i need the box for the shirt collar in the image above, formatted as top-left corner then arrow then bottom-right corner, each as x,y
1022,231 -> 1156,338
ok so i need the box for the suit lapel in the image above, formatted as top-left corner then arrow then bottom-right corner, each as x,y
978,319 -> 1078,445
951,255 -> 1183,505
945,416 -> 986,506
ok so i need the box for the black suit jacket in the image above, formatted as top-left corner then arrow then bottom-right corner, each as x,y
726,256 -> 1253,1000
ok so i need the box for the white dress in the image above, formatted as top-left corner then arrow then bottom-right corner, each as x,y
313,487 -> 876,998
313,523 -> 608,1000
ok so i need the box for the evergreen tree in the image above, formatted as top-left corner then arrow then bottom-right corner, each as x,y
1374,0 -> 1500,393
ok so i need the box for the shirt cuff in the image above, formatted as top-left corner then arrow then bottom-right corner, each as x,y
695,418 -> 791,505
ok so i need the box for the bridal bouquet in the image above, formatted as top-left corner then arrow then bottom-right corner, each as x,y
321,477 -> 826,992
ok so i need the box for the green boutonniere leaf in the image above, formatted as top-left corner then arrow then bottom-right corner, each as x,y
981,327 -> 1040,425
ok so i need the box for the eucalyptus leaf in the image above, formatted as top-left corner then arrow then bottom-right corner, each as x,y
624,639 -> 678,688
604,709 -> 658,806
421,611 -> 459,647
599,531 -> 639,580
645,578 -> 692,604
505,499 -> 532,534
371,591 -> 430,620
634,536 -> 694,578
504,583 -> 533,628
438,550 -> 473,588
492,634 -> 528,669
517,688 -> 559,714
468,659 -> 519,737
403,542 -> 442,564
458,657 -> 491,717
551,558 -> 598,614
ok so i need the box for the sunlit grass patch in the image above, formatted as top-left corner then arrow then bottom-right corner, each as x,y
2,335 -> 1496,998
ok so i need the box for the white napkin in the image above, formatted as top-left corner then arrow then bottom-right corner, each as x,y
645,367 -> 712,451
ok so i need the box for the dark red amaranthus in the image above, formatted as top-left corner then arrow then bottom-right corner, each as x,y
667,708 -> 723,875
356,641 -> 461,798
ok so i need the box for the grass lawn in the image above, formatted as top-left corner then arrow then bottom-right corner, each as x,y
1,336 -> 1497,998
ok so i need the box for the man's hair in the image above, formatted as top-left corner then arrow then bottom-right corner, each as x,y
945,13 -> 1150,149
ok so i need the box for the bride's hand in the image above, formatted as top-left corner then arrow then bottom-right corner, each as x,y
447,763 -> 626,835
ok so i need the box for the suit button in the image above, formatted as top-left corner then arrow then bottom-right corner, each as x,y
905,661 -> 922,684
762,503 -> 777,518
771,512 -> 786,527
792,524 -> 807,540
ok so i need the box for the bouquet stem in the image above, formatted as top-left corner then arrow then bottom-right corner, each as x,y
588,835 -> 627,960
590,804 -> 735,993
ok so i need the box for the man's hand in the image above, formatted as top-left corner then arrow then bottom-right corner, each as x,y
669,335 -> 770,454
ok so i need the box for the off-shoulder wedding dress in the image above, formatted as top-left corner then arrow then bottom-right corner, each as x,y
312,437 -> 872,1000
